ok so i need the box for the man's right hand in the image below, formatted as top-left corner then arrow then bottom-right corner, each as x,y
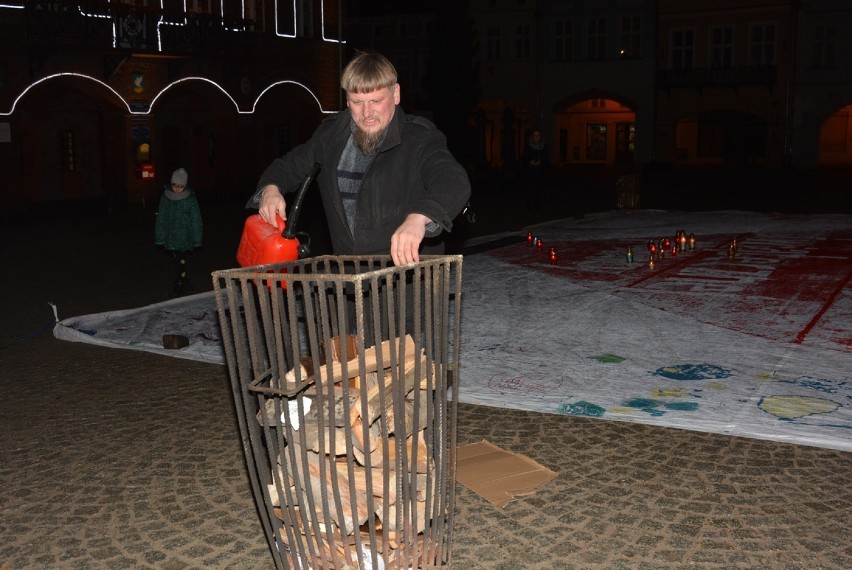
258,185 -> 287,229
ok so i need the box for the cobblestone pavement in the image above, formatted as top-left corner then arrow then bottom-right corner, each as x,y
2,192 -> 850,569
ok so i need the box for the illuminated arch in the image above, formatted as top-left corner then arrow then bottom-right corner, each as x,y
1,73 -> 334,117
0,72 -> 134,116
149,77 -> 244,114
252,80 -> 335,114
552,90 -> 639,113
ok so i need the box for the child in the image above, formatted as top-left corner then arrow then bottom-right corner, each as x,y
155,168 -> 203,297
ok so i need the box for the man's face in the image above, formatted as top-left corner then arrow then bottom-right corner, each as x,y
346,84 -> 399,135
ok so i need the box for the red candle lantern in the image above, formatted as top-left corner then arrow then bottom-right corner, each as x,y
536,238 -> 543,251
527,232 -> 533,245
549,247 -> 558,265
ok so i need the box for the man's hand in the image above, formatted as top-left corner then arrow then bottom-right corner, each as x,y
391,213 -> 431,266
258,185 -> 287,229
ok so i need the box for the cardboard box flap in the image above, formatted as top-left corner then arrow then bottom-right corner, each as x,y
456,440 -> 558,508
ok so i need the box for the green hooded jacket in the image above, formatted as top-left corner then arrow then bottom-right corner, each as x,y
155,188 -> 203,251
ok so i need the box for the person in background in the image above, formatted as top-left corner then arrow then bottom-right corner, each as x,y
155,167 -> 203,297
247,50 -> 470,267
521,128 -> 549,212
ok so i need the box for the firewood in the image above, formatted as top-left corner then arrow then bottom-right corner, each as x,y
290,335 -> 416,388
290,443 -> 373,534
374,497 -> 428,533
279,356 -> 315,393
350,351 -> 427,426
348,464 -> 398,504
384,389 -> 432,435
350,416 -> 380,454
329,334 -> 358,363
353,429 -> 432,474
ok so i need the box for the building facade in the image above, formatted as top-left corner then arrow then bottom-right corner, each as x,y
5,1 -> 851,218
0,0 -> 344,217
346,0 -> 852,173
792,0 -> 852,167
658,0 -> 852,169
656,0 -> 795,168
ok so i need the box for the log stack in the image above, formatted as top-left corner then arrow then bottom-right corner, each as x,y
256,334 -> 444,569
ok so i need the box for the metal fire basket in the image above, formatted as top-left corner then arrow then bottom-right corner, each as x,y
213,255 -> 463,569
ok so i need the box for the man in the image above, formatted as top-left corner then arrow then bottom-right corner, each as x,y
249,51 -> 471,266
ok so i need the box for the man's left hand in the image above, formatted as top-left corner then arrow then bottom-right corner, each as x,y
391,213 -> 430,266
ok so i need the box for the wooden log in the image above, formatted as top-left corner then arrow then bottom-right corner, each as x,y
294,443 -> 373,534
291,335 -> 416,388
350,351 -> 426,426
384,388 -> 432,436
329,334 -> 358,363
350,415 -> 380,455
375,497 -> 428,533
347,464 -> 398,505
353,429 -> 432,474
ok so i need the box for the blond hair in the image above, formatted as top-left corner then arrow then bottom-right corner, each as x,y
341,51 -> 398,94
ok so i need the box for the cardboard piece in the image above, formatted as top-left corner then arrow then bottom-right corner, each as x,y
455,439 -> 558,508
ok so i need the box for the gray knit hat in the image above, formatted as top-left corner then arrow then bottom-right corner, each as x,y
171,168 -> 188,186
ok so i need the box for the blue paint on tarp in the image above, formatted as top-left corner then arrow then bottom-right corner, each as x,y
664,401 -> 699,412
652,364 -> 733,381
623,398 -> 666,416
622,398 -> 699,415
624,398 -> 659,408
557,401 -> 605,417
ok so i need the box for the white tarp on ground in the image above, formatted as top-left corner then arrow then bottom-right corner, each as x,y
54,211 -> 852,452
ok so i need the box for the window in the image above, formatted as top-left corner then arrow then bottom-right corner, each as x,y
487,26 -> 502,61
671,29 -> 694,71
298,0 -> 313,37
812,24 -> 836,68
710,25 -> 733,68
246,0 -> 261,24
554,19 -> 572,61
586,18 -> 606,59
749,23 -> 776,66
620,16 -> 640,58
188,0 -> 213,15
516,24 -> 531,59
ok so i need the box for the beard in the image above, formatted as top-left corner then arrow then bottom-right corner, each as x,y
353,125 -> 386,155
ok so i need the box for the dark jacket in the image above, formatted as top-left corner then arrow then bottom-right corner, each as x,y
155,189 -> 203,251
247,107 -> 471,255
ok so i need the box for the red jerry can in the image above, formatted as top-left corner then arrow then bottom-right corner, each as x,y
235,162 -> 321,287
236,214 -> 300,268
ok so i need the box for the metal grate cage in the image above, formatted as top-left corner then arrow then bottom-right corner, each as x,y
213,255 -> 463,569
